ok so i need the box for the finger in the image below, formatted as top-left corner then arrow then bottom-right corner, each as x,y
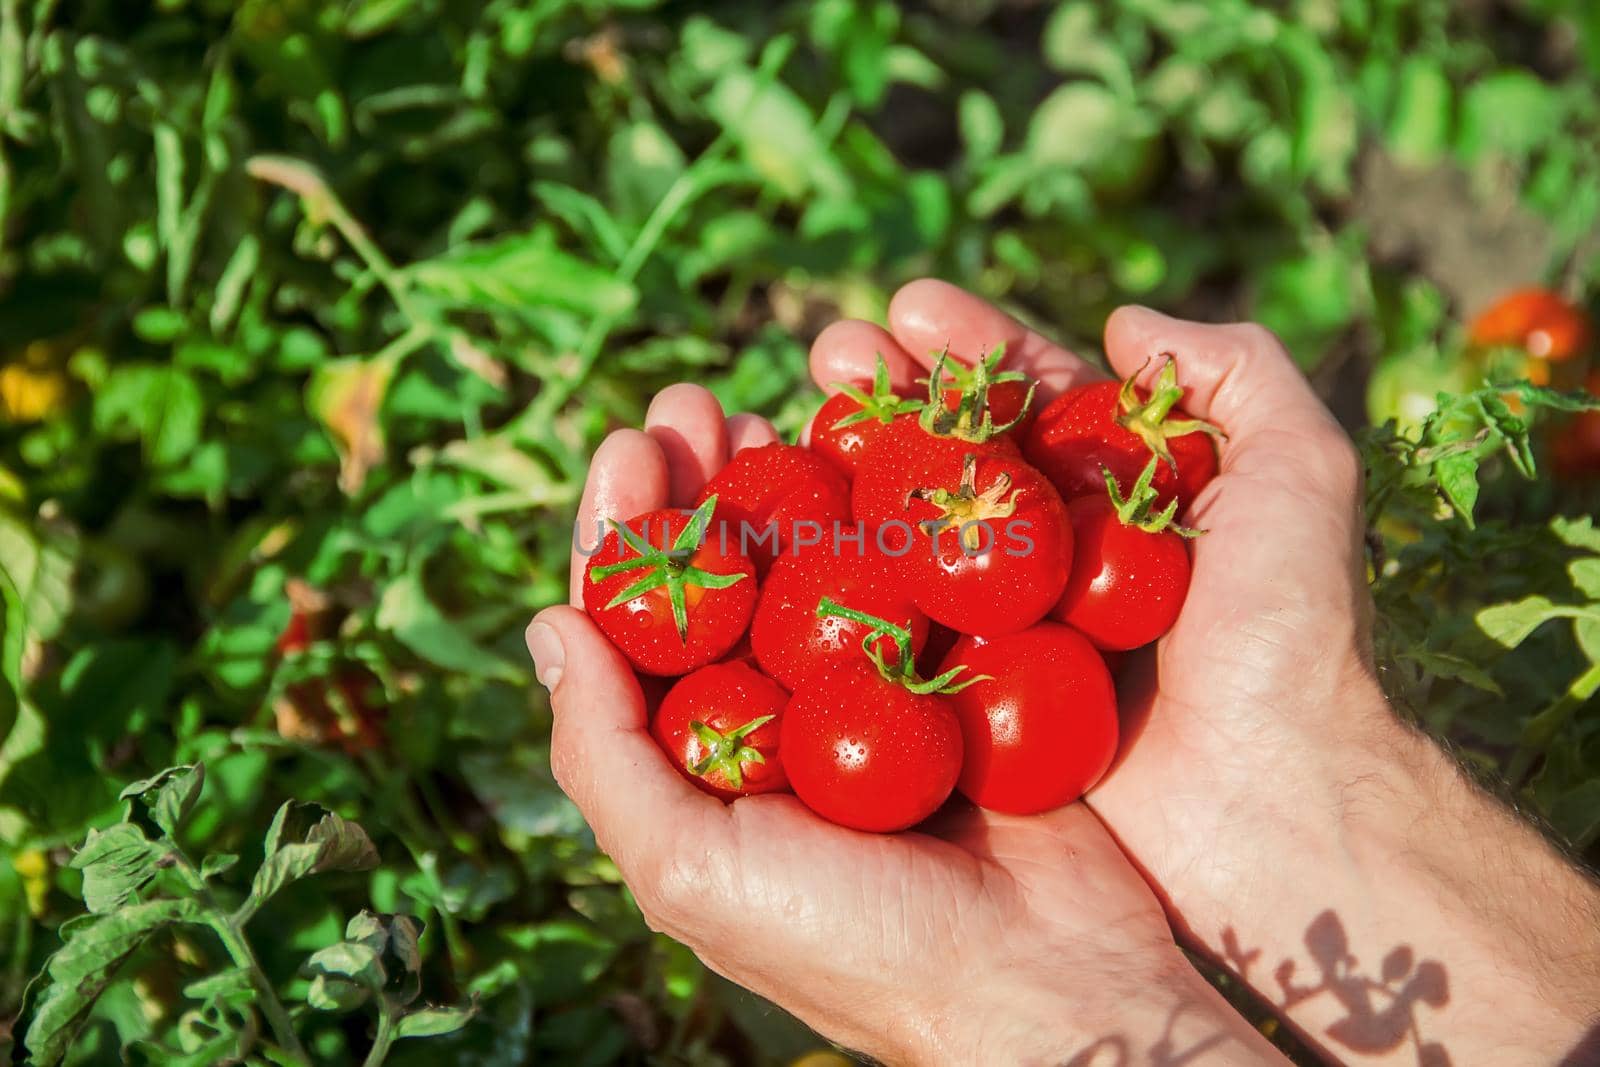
808,319 -> 921,395
569,429 -> 669,606
645,384 -> 729,507
529,605 -> 727,876
726,412 -> 780,453
1102,306 -> 1358,509
887,278 -> 1104,401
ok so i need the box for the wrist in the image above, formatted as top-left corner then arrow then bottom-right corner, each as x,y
902,947 -> 1283,1066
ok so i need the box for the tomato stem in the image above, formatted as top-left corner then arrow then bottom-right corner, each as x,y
1104,459 -> 1205,538
814,596 -> 988,695
917,343 -> 1034,443
589,495 -> 748,640
829,352 -> 923,429
688,714 -> 775,790
1115,356 -> 1225,473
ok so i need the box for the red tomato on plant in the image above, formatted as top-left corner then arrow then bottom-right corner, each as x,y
780,600 -> 974,832
902,452 -> 1073,636
851,347 -> 1024,529
1053,459 -> 1196,651
751,543 -> 928,691
696,443 -> 850,572
583,496 -> 756,676
1469,287 -> 1592,364
938,623 -> 1117,815
652,662 -> 790,800
809,354 -> 922,477
1552,371 -> 1600,481
937,343 -> 1037,442
1024,357 -> 1220,511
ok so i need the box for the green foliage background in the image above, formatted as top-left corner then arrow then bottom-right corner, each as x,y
2,0 -> 1599,1063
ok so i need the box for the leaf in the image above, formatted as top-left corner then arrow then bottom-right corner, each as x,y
1457,70 -> 1564,159
93,365 -> 205,466
395,1004 -> 476,1039
243,802 -> 378,917
71,823 -> 167,913
404,229 -> 637,318
24,898 -> 203,1066
308,351 -> 400,496
375,570 -> 522,682
305,972 -> 370,1012
607,121 -> 686,222
304,941 -> 384,989
1477,596 -> 1569,648
957,90 -> 1003,164
706,65 -> 848,201
181,966 -> 254,1003
1569,558 -> 1600,601
200,853 -> 239,880
1433,451 -> 1481,525
1549,780 -> 1600,849
120,763 -> 204,837
1386,57 -> 1451,167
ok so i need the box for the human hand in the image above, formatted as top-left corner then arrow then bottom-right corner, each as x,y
814,280 -> 1600,1065
526,389 -> 1285,1065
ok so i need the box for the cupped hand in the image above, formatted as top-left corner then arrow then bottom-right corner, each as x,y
527,386 -> 1284,1064
811,280 -> 1383,957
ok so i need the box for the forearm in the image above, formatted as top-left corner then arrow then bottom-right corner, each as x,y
1161,681 -> 1600,1065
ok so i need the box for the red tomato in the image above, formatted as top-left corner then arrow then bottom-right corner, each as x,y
1469,287 -> 1592,363
696,443 -> 850,572
1024,359 -> 1219,511
913,622 -> 962,680
938,624 -> 1117,815
809,355 -> 922,477
781,657 -> 963,832
1053,492 -> 1192,651
1552,371 -> 1600,481
583,497 -> 756,676
850,415 -> 1019,528
652,662 -> 790,800
750,543 -> 928,691
901,452 -> 1073,636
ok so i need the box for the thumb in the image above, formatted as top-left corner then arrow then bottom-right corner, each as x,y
527,605 -> 723,870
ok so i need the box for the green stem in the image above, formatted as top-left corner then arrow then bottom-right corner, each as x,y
815,596 -> 912,674
1509,660 -> 1600,786
170,851 -> 310,1064
361,1002 -> 399,1067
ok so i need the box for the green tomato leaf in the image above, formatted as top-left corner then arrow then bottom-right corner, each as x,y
71,824 -> 167,913
243,803 -> 378,919
395,1004 -> 477,1040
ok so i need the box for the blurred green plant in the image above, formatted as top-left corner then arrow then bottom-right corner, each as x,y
1,0 -> 1599,1063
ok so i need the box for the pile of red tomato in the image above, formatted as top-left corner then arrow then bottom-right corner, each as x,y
581,348 -> 1218,832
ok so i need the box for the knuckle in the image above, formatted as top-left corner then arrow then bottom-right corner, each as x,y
1228,320 -> 1288,359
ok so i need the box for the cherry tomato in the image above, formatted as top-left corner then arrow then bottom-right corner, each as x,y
583,496 -> 756,676
781,656 -> 963,832
1052,465 -> 1193,650
750,542 -> 928,691
696,443 -> 850,572
779,600 -> 972,832
900,451 -> 1072,636
1024,358 -> 1219,511
1469,287 -> 1592,364
1552,371 -> 1600,481
938,624 -> 1117,815
849,347 -> 1026,529
809,354 -> 921,477
652,662 -> 790,800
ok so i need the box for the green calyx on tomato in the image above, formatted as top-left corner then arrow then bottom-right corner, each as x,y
1115,356 -> 1225,474
909,452 -> 1020,553
1104,458 -> 1204,537
829,353 -> 922,431
588,494 -> 748,641
689,714 -> 776,790
917,343 -> 1034,443
814,596 -> 987,695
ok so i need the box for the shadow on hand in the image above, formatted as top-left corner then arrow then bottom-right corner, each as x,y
1223,910 -> 1451,1066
